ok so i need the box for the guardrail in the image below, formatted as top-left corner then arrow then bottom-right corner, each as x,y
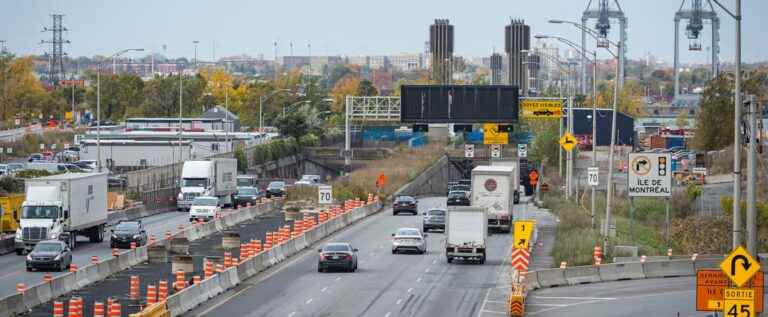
0,199 -> 283,317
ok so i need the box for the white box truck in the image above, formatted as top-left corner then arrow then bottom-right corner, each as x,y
15,173 -> 108,253
445,206 -> 488,264
177,158 -> 237,211
471,165 -> 514,233
490,159 -> 521,204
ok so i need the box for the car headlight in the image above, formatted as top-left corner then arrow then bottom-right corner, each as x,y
49,232 -> 58,239
15,229 -> 21,239
54,254 -> 62,261
26,255 -> 32,261
177,193 -> 183,200
133,235 -> 141,239
111,234 -> 118,239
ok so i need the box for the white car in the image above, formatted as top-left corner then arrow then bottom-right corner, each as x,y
391,227 -> 428,254
189,196 -> 221,222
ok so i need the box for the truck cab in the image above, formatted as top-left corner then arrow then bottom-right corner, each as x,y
177,161 -> 213,211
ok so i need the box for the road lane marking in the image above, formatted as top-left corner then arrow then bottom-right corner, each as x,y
525,303 -> 568,307
407,287 -> 413,293
416,277 -> 422,282
477,235 -> 514,317
424,268 -> 430,273
306,298 -> 313,304
483,300 -> 507,304
432,259 -> 436,264
479,309 -> 507,315
396,298 -> 402,305
288,312 -> 297,317
335,277 -> 341,281
384,312 -> 391,317
530,296 -> 617,300
320,286 -> 328,293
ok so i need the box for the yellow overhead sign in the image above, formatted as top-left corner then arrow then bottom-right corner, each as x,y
559,132 -> 577,152
483,123 -> 508,145
521,99 -> 564,119
723,287 -> 754,317
513,220 -> 535,249
721,246 -> 761,288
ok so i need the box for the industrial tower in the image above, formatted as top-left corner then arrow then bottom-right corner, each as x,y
41,14 -> 69,87
582,0 -> 627,93
673,0 -> 719,98
429,19 -> 454,84
505,19 -> 530,94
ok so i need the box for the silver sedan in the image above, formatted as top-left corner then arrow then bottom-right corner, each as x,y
391,227 -> 428,254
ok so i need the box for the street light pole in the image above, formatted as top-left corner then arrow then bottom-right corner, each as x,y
591,50 -> 598,229
604,42 -> 622,252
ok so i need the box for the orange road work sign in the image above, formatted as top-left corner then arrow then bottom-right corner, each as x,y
696,269 -> 763,312
376,173 -> 386,189
529,170 -> 539,187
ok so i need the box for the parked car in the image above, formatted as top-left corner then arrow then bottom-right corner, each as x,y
7,163 -> 24,174
393,196 -> 418,215
317,242 -> 358,272
74,160 -> 98,172
391,227 -> 427,254
447,191 -> 471,206
25,240 -> 72,271
28,153 -> 43,162
422,208 -> 446,232
108,174 -> 128,188
265,181 -> 286,198
234,186 -> 263,207
296,174 -> 321,186
110,221 -> 147,248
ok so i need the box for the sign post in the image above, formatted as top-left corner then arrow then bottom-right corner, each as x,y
627,152 -> 672,245
464,144 -> 475,158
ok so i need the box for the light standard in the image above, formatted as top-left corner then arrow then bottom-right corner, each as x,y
97,48 -> 144,172
535,51 -> 571,180
259,89 -> 293,131
536,34 -> 599,228
193,41 -> 199,68
548,18 -> 622,251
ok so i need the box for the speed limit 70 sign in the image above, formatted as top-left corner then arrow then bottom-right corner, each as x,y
318,185 -> 332,204
588,167 -> 599,186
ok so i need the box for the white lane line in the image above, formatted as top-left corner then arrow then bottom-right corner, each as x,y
396,298 -> 403,305
335,277 -> 341,281
432,259 -> 437,264
320,286 -> 328,293
288,312 -> 297,317
482,300 -> 507,304
525,303 -> 568,307
416,277 -> 422,283
384,312 -> 391,317
306,298 -> 313,304
424,268 -> 430,273
477,237 -> 514,317
531,296 -> 617,300
407,287 -> 413,293
479,309 -> 508,315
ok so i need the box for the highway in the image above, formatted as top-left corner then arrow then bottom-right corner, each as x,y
0,208 -> 205,298
191,197 -> 519,317
526,275 -> 767,316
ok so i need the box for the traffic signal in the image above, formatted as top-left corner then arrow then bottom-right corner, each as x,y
498,125 -> 513,133
453,124 -> 472,133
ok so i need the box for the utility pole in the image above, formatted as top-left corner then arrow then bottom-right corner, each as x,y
591,50 -> 598,229
178,73 -> 183,163
732,0 -> 743,250
746,95 -> 757,255
604,42 -> 622,254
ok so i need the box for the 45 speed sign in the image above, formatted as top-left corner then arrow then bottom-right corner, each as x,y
318,185 -> 332,204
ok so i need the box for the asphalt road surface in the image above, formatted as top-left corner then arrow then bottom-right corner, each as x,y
526,275 -> 767,316
0,208 -> 222,298
192,196 -> 517,317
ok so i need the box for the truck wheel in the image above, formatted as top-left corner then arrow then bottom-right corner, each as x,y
447,256 -> 453,263
478,256 -> 485,265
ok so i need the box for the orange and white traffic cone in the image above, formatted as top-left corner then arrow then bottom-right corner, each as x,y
52,301 -> 65,317
146,284 -> 157,306
16,283 -> 25,294
129,275 -> 140,300
158,280 -> 169,301
93,301 -> 105,317
204,261 -> 214,279
174,270 -> 186,291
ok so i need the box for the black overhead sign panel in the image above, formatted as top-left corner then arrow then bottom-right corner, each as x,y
400,85 -> 519,124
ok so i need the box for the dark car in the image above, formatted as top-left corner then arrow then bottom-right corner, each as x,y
234,186 -> 263,207
28,153 -> 43,162
265,181 -> 286,198
447,191 -> 471,206
110,221 -> 147,249
26,240 -> 72,272
107,174 -> 127,188
317,242 -> 358,272
458,179 -> 471,187
422,208 -> 446,232
393,196 -> 418,215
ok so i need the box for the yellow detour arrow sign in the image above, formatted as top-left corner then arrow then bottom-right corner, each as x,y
514,220 -> 535,249
507,283 -> 526,316
723,287 -> 754,317
521,99 -> 564,119
720,246 -> 760,287
483,123 -> 508,145
559,132 -> 577,152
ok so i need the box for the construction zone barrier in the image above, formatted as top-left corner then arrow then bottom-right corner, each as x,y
507,283 -> 525,316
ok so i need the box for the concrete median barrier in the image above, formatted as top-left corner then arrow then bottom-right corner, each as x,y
564,266 -> 601,285
536,268 -> 568,287
75,264 -> 101,288
295,235 -> 308,251
21,283 -> 42,310
598,262 -> 645,281
97,258 -> 115,280
694,258 -> 723,270
1,293 -> 24,317
50,272 -> 76,297
219,267 -> 240,291
525,271 -> 540,290
643,259 -> 694,278
204,274 -> 224,299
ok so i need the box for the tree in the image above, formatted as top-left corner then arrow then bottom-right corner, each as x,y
85,73 -> 144,120
330,75 -> 360,113
528,120 -> 561,167
692,70 -> 768,151
356,79 -> 378,96
0,53 -> 49,124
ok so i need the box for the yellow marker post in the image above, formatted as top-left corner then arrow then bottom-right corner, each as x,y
723,287 -> 754,317
720,246 -> 761,287
513,220 -> 535,250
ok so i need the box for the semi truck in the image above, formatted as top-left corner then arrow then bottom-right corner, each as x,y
445,206 -> 488,264
177,158 -> 237,211
15,173 -> 108,254
490,159 -> 521,204
471,165 -> 515,233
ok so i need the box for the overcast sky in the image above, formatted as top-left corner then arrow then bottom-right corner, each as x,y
1,0 -> 765,64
